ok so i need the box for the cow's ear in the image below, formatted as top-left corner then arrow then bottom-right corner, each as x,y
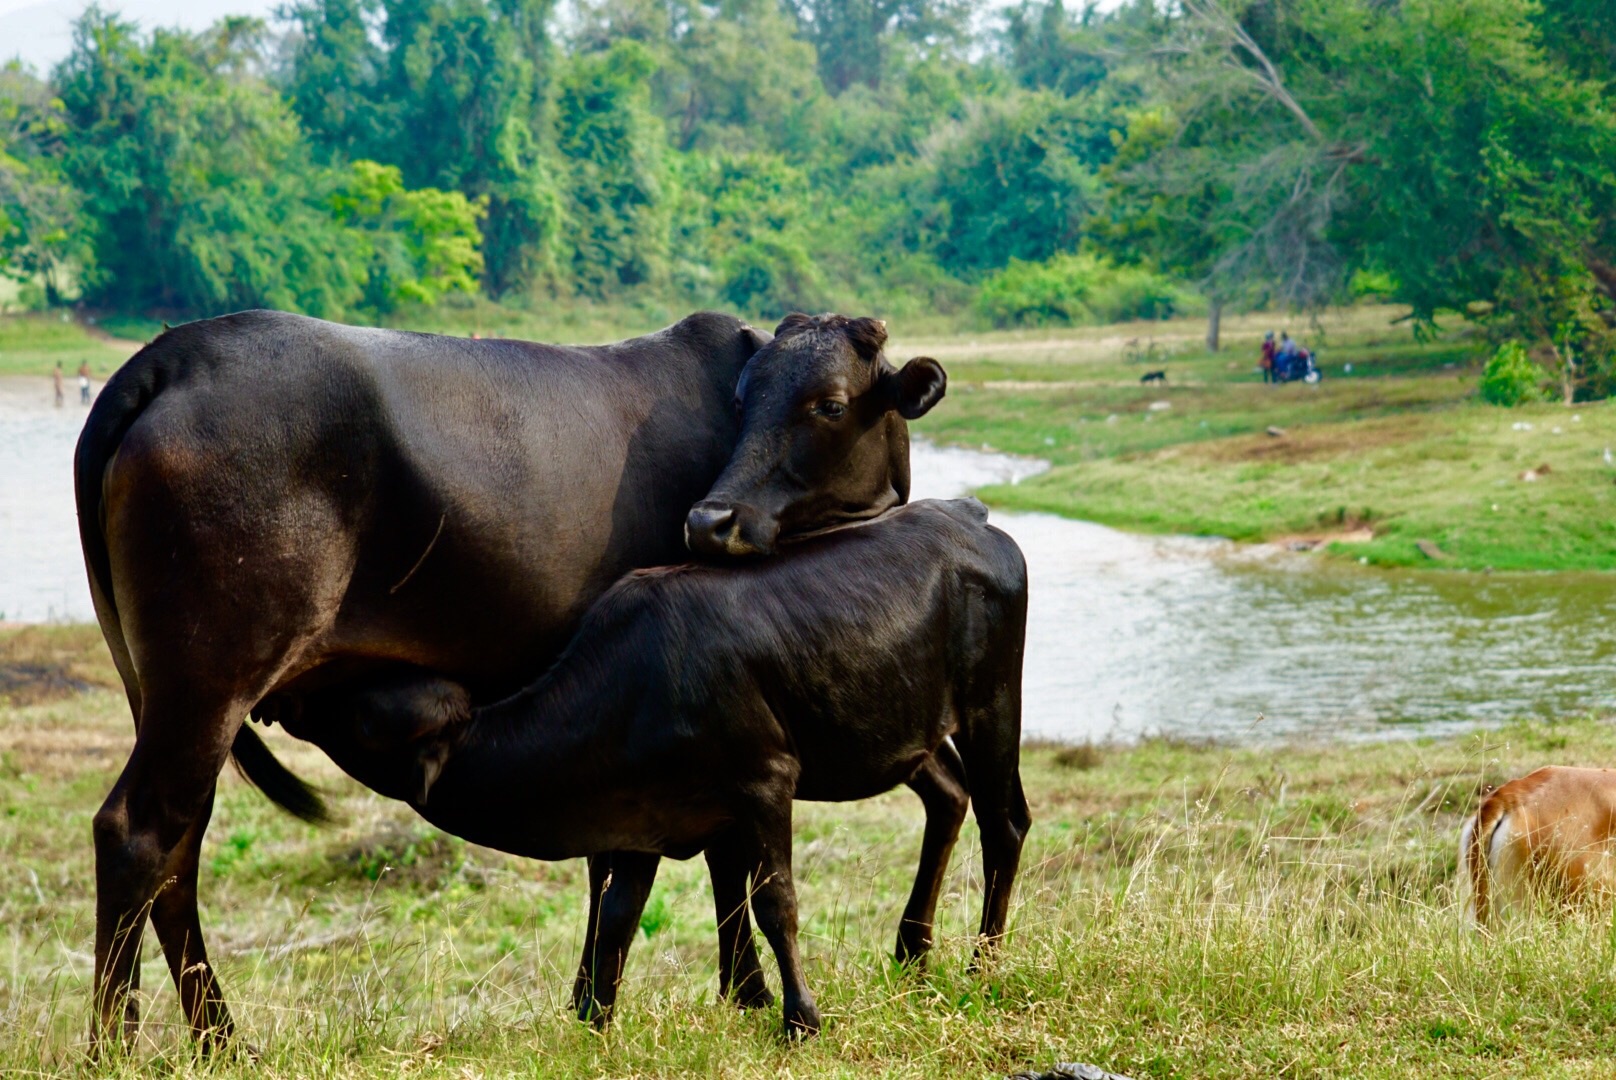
774,312 -> 815,337
742,323 -> 772,356
846,316 -> 888,362
881,357 -> 946,419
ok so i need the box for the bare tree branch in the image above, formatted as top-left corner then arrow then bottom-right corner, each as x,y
1181,0 -> 1324,142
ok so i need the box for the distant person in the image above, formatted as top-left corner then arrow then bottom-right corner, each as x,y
1275,332 -> 1299,380
53,362 -> 64,407
78,361 -> 91,405
1260,332 -> 1276,383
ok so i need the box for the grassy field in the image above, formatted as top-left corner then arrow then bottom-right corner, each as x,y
0,314 -> 138,378
7,624 -> 1616,1078
904,306 -> 1616,570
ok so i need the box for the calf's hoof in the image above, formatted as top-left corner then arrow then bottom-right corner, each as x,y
728,977 -> 775,1011
575,999 -> 614,1030
782,1002 -> 822,1040
893,929 -> 933,968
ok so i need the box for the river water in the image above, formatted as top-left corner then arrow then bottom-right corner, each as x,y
3,376 -> 1612,742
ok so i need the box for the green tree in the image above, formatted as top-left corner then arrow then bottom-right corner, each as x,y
0,64 -> 88,306
672,150 -> 823,315
782,0 -> 972,95
926,89 -> 1116,275
1000,0 -> 1110,96
1106,0 -> 1616,369
281,0 -> 389,162
555,39 -> 669,296
56,13 -> 368,315
331,159 -> 487,313
286,0 -> 561,297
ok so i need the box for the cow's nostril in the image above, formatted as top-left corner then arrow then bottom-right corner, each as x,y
685,505 -> 739,553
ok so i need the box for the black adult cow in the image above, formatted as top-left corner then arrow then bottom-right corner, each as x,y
75,309 -> 945,1051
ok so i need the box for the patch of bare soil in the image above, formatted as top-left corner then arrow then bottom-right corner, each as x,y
1197,419 -> 1426,465
0,662 -> 94,705
1264,527 -> 1376,553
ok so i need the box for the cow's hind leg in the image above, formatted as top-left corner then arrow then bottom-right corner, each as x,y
704,834 -> 772,1009
148,787 -> 234,1047
92,693 -> 242,1053
572,851 -> 661,1027
895,742 -> 970,967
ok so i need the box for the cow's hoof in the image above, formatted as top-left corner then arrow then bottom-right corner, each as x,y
782,1002 -> 821,1040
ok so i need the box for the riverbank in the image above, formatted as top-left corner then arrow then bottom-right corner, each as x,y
4,624 -> 1616,1077
909,307 -> 1616,571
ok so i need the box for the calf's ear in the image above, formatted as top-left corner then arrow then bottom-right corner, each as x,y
882,356 -> 947,419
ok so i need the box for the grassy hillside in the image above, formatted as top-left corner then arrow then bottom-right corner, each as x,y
0,314 -> 137,378
908,306 -> 1616,570
6,625 -> 1616,1078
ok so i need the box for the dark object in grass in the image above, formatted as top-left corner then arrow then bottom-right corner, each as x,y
0,662 -> 93,706
1010,1064 -> 1135,1080
1053,742 -> 1104,770
1416,539 -> 1448,561
1139,370 -> 1166,384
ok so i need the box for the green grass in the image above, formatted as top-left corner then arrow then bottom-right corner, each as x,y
908,306 -> 1616,571
8,625 -> 1616,1077
0,313 -> 138,377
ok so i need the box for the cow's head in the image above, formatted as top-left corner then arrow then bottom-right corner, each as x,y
685,313 -> 946,557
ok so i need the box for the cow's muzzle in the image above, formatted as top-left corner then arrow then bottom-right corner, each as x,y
685,500 -> 778,558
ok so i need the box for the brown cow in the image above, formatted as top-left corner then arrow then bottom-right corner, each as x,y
1462,766 -> 1616,925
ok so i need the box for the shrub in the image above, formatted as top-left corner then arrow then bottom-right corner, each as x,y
1479,340 -> 1547,406
720,234 -> 824,319
975,253 -> 1194,328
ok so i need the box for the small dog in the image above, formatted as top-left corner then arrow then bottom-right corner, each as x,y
1139,370 -> 1166,384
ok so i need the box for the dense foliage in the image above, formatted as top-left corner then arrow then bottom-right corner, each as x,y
0,0 -> 1613,392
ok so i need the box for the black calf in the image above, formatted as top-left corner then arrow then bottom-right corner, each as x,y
283,498 -> 1029,1037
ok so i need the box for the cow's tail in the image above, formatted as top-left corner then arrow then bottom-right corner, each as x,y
73,325 -> 332,825
1462,794 -> 1507,928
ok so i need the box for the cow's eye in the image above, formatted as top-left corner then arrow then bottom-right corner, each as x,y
815,400 -> 847,421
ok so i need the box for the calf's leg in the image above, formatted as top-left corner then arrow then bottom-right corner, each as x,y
704,834 -> 773,1009
572,851 -> 661,1027
957,689 -> 1031,966
895,742 -> 970,966
738,785 -> 820,1038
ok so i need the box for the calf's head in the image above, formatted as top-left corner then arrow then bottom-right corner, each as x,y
686,313 -> 945,557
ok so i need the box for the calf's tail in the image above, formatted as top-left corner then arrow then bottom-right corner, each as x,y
231,725 -> 332,824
